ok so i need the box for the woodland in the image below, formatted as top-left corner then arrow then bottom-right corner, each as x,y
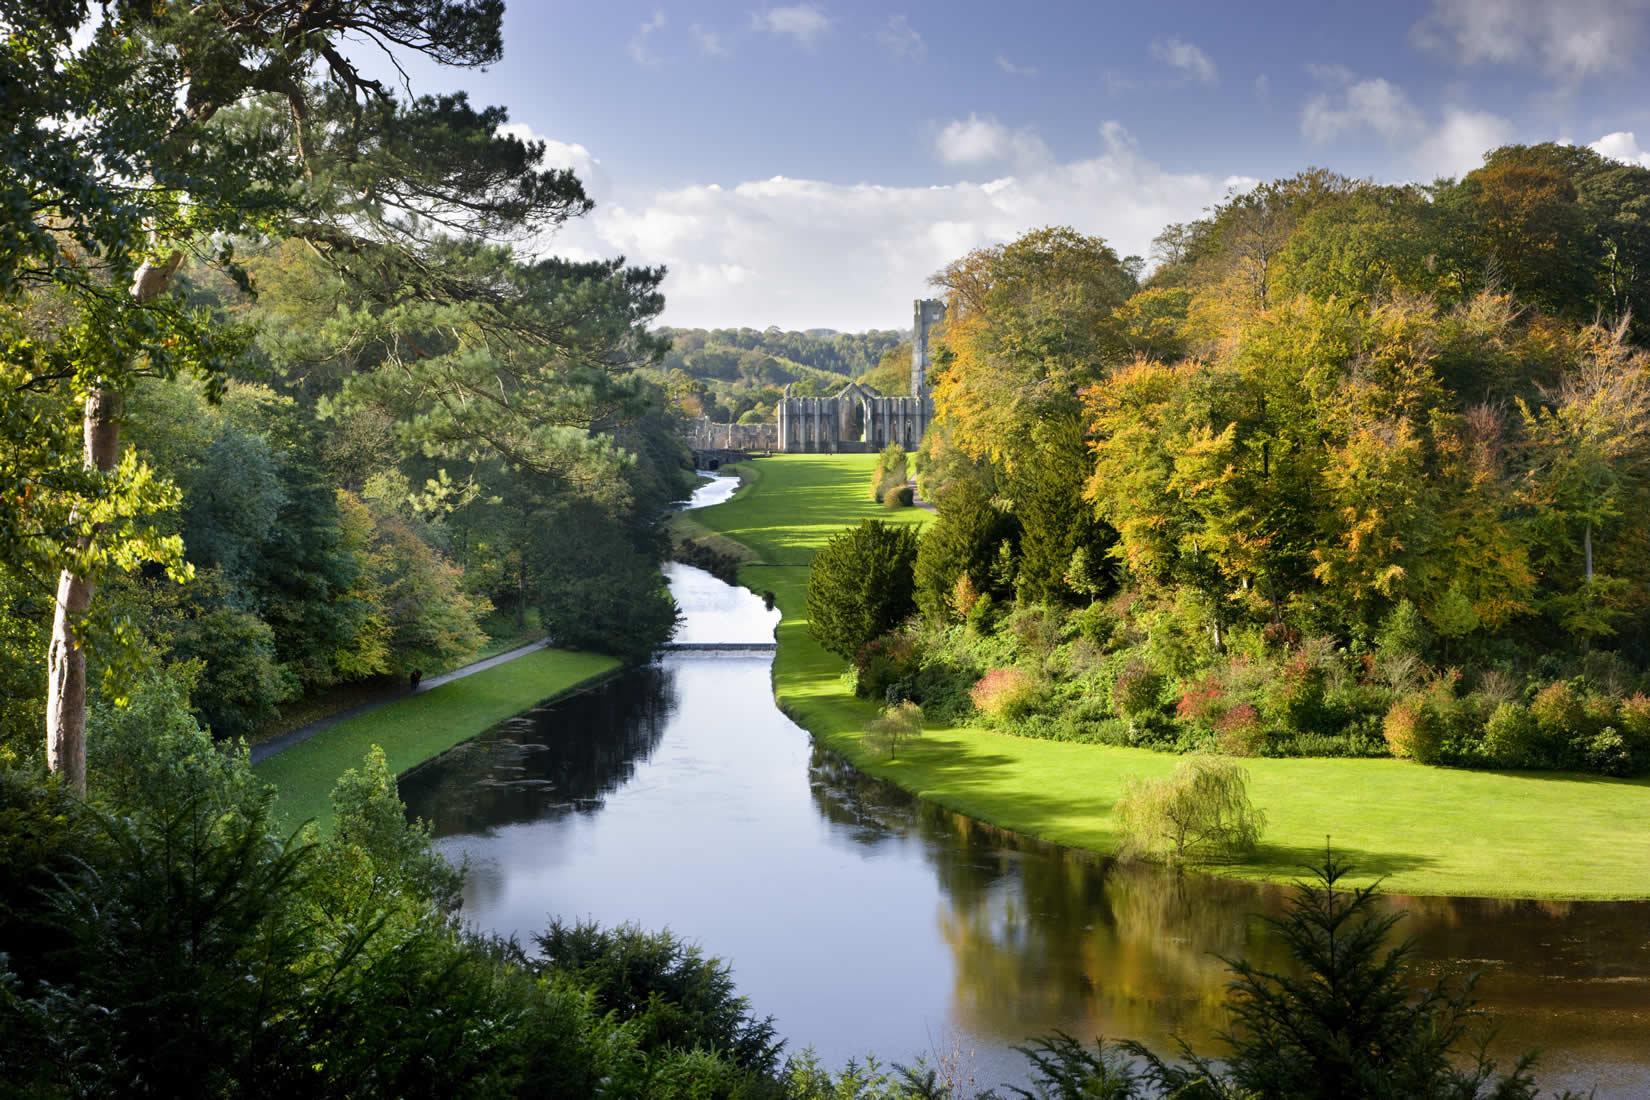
835,150 -> 1650,782
0,0 -> 1642,1094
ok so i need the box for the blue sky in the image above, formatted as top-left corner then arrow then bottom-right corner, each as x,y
377,1 -> 1650,331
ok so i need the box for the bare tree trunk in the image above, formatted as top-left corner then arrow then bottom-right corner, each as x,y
46,251 -> 182,793
1584,520 -> 1594,583
46,390 -> 120,793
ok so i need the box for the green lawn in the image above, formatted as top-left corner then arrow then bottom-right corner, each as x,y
695,453 -> 1650,900
254,648 -> 619,830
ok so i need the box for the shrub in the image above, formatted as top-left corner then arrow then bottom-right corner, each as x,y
970,667 -> 1040,721
1585,727 -> 1634,777
1068,601 -> 1118,648
1115,756 -> 1267,864
1483,702 -> 1545,768
1529,681 -> 1584,739
1619,693 -> 1650,767
1264,650 -> 1327,734
805,519 -> 920,660
1175,674 -> 1229,730
854,632 -> 919,701
870,442 -> 907,502
1383,693 -> 1443,764
948,574 -> 980,619
1215,704 -> 1267,757
1112,661 -> 1164,727
881,484 -> 914,508
865,701 -> 924,760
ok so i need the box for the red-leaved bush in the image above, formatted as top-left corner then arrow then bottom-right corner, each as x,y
970,667 -> 1039,721
1215,703 -> 1265,756
1175,675 -> 1228,728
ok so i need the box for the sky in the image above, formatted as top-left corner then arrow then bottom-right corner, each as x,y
368,0 -> 1650,332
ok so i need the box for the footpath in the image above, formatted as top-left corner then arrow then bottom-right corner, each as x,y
251,640 -> 551,765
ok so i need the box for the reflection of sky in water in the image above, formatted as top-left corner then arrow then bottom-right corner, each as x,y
664,563 -> 780,646
402,562 -> 1650,1097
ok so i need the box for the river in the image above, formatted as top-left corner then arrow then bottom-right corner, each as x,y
400,474 -> 1650,1096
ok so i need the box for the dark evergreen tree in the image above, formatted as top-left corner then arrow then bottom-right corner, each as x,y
805,520 -> 920,659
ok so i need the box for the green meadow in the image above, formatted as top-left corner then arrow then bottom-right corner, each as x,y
693,453 -> 1650,899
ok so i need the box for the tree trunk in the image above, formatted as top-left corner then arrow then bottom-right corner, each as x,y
1584,519 -> 1594,584
46,251 -> 182,793
46,389 -> 121,793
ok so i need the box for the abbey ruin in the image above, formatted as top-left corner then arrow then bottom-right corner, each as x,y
684,298 -> 945,456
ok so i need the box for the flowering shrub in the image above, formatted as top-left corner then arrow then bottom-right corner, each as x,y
970,667 -> 1040,721
1214,704 -> 1265,756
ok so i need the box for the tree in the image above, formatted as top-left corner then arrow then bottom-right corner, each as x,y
533,498 -> 680,663
805,520 -> 920,660
8,0 -> 619,787
929,226 -> 1136,468
1114,756 -> 1266,864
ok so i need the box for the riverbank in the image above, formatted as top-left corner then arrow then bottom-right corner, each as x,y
254,648 -> 621,829
692,453 -> 1650,899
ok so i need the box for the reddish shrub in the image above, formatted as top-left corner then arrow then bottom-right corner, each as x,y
1215,704 -> 1265,756
1175,675 -> 1229,728
1384,693 -> 1443,764
970,667 -> 1040,721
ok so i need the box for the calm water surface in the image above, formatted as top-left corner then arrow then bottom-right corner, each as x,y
402,477 -> 1650,1096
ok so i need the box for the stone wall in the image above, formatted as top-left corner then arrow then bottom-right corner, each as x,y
682,417 -> 777,452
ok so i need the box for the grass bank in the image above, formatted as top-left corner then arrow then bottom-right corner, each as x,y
254,648 -> 620,829
693,453 -> 1650,899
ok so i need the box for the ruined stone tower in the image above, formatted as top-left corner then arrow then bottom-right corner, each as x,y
911,297 -> 947,397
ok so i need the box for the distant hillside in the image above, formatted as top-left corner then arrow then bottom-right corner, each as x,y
657,326 -> 903,381
650,325 -> 905,426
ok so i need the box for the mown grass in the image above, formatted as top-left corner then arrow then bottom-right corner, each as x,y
695,453 -> 1650,899
254,648 -> 619,830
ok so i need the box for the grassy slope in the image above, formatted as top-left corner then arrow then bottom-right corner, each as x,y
254,648 -> 619,829
695,454 -> 1650,900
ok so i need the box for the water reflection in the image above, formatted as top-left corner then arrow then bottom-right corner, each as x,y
401,563 -> 1650,1096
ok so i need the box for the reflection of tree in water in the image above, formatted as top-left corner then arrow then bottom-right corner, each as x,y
401,666 -> 676,837
811,742 -> 1650,1062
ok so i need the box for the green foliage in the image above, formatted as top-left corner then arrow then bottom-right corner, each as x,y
534,497 -> 681,663
1484,702 -> 1545,768
1111,662 -> 1165,725
913,472 -> 1014,623
805,520 -> 919,660
1115,756 -> 1266,864
1000,1033 -> 1142,1100
871,442 -> 909,502
865,701 -> 924,760
532,919 -> 782,1076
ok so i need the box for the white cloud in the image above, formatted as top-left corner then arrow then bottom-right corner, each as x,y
934,114 -> 1049,166
874,14 -> 925,61
1413,0 -> 1648,80
1149,37 -> 1217,83
628,10 -> 667,65
1301,78 -> 1426,143
996,55 -> 1038,77
1590,131 -> 1650,167
752,5 -> 829,46
1411,106 -> 1516,179
567,122 -> 1234,330
691,24 -> 728,56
